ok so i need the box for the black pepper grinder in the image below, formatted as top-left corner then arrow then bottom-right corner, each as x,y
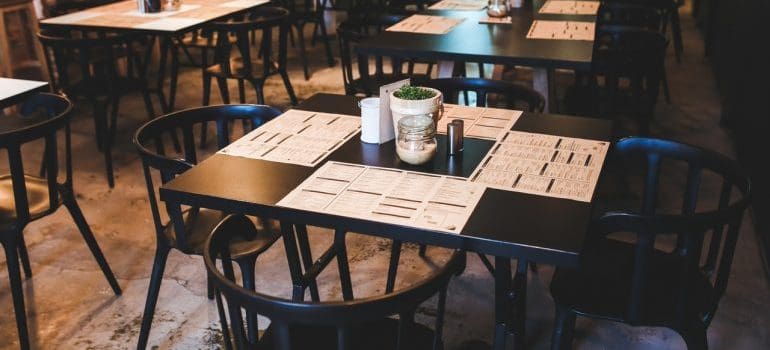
447,119 -> 464,155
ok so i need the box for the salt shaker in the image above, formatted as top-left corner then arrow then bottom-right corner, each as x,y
447,119 -> 464,155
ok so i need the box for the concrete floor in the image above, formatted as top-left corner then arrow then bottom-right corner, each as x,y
1,7 -> 769,350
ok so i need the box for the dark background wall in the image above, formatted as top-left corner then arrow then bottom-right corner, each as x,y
701,0 -> 770,277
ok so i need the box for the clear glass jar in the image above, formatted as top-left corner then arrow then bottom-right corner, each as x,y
396,114 -> 437,165
488,0 -> 509,17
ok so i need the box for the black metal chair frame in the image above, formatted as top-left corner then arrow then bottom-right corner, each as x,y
205,214 -> 460,350
278,0 -> 336,80
133,104 -> 285,349
0,93 -> 121,350
37,29 -> 158,187
550,137 -> 752,350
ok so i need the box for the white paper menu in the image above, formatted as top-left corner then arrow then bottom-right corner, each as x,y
278,162 -> 485,234
429,0 -> 487,10
539,1 -> 600,15
386,15 -> 465,35
436,104 -> 522,140
526,20 -> 595,41
218,110 -> 361,167
469,131 -> 609,202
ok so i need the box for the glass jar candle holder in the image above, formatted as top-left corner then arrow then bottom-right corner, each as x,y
488,0 -> 509,17
396,114 -> 437,165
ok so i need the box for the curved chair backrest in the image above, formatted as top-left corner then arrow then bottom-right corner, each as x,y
206,6 -> 290,79
0,93 -> 73,225
598,137 -> 751,324
205,214 -> 456,350
422,78 -> 546,112
597,2 -> 663,31
37,29 -> 144,96
133,104 -> 282,251
337,15 -> 421,96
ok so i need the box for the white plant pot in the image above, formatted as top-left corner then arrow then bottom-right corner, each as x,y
389,87 -> 443,136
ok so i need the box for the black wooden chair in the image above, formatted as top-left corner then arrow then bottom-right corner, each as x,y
337,15 -> 434,97
596,2 -> 671,102
37,29 -> 157,187
549,137 -> 752,350
133,104 -> 284,349
607,0 -> 684,62
276,0 -> 336,80
423,77 -> 546,112
565,26 -> 666,135
205,214 -> 461,350
202,6 -> 298,107
0,93 -> 122,350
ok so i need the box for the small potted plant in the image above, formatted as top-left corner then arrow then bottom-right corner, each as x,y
389,85 -> 443,133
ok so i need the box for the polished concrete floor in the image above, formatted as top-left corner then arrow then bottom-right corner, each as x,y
1,7 -> 769,350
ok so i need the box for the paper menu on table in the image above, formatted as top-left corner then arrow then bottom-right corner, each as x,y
539,1 -> 600,15
429,0 -> 487,10
526,20 -> 595,41
218,110 -> 361,167
436,104 -> 522,140
278,162 -> 485,234
469,131 -> 609,202
386,15 -> 465,35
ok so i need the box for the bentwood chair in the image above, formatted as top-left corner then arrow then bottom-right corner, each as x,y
566,26 -> 666,135
276,0 -> 336,80
423,77 -> 546,112
0,93 -> 122,350
133,104 -> 284,349
607,0 -> 684,62
549,137 -> 752,349
202,6 -> 297,107
37,29 -> 157,187
337,15 -> 434,97
206,214 -> 462,350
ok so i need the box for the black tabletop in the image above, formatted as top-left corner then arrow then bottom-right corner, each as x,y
160,93 -> 612,266
354,0 -> 596,70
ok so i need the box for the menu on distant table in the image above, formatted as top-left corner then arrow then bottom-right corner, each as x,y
218,110 -> 360,167
539,0 -> 600,15
526,20 -> 595,41
386,15 -> 464,35
470,131 -> 609,202
436,104 -> 522,140
278,162 -> 485,234
429,0 -> 487,10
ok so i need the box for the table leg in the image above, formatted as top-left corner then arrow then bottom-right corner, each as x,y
437,60 -> 455,78
533,67 -> 555,113
294,224 -> 321,301
511,259 -> 529,349
493,257 -> 512,350
280,222 -> 306,301
156,36 -> 171,113
168,37 -> 180,112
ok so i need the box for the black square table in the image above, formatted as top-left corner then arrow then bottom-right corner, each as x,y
353,0 -> 598,112
159,93 -> 613,349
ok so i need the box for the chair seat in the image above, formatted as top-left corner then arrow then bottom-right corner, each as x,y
163,209 -> 279,259
0,174 -> 59,227
550,238 -> 716,325
259,317 -> 435,349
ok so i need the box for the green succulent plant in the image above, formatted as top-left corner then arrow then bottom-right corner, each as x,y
393,86 -> 437,100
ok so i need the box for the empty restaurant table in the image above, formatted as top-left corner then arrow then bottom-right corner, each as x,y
354,0 -> 598,112
159,93 -> 613,349
38,0 -> 271,112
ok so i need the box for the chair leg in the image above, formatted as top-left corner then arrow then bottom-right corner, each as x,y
670,8 -> 683,63
17,234 -> 32,279
137,243 -> 171,350
216,77 -> 231,104
418,244 -> 427,257
98,100 -> 115,188
248,79 -> 265,106
236,257 -> 259,344
550,305 -> 576,350
168,44 -> 180,112
207,274 -> 216,300
477,253 -> 495,276
662,65 -> 671,103
316,15 -> 335,67
3,237 -> 31,350
386,240 -> 403,293
60,186 -> 121,295
295,24 -> 311,80
200,74 -> 212,148
237,79 -> 246,104
278,69 -> 298,106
